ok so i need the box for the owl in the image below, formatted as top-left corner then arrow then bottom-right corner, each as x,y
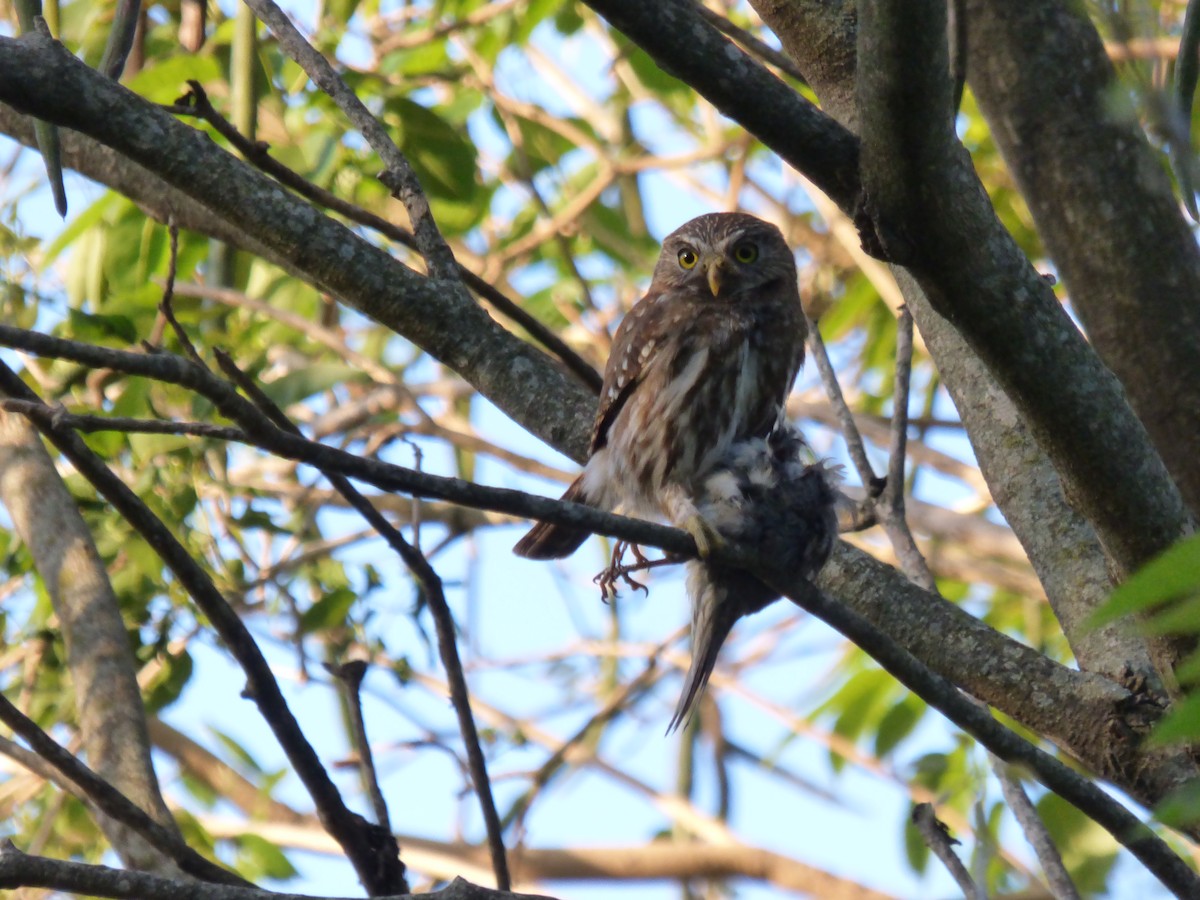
667,426 -> 840,733
514,212 -> 806,559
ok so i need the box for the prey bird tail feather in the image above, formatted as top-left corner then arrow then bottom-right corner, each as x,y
667,565 -> 775,733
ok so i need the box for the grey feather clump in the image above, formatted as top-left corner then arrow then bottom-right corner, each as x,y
667,426 -> 839,734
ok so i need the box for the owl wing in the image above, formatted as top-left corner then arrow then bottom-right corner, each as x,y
589,289 -> 676,454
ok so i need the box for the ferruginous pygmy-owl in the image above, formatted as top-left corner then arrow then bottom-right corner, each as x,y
513,212 -> 807,559
667,426 -> 839,733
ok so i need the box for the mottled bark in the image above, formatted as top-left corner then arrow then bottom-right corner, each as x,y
966,0 -> 1200,518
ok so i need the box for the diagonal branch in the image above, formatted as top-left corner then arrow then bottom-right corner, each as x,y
764,575 -> 1199,898
211,348 -> 508,891
0,695 -> 248,886
576,0 -> 1189,665
166,82 -> 601,394
239,0 -> 457,282
0,31 -> 596,463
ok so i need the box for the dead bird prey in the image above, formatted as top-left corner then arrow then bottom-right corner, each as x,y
668,425 -> 839,733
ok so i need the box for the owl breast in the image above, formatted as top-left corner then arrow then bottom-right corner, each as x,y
581,301 -> 798,522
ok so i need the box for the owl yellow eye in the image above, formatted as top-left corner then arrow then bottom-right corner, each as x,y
733,242 -> 759,264
677,247 -> 698,269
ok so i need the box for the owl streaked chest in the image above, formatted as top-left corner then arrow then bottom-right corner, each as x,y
593,299 -> 799,512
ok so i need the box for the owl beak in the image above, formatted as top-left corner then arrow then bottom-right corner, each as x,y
705,258 -> 726,297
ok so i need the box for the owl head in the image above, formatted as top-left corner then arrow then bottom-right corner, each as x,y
651,212 -> 797,299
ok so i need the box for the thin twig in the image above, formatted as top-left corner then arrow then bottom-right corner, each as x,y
502,654 -> 663,834
0,325 -> 692,555
328,661 -> 391,833
805,316 -> 880,489
0,361 -> 404,897
240,0 -> 458,282
912,804 -> 978,898
692,3 -> 808,84
0,405 -> 242,440
768,576 -> 1199,899
156,223 -> 203,364
876,306 -> 937,591
996,765 -> 1082,900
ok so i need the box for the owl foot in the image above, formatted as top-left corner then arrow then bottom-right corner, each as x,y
592,542 -> 678,601
683,514 -> 725,559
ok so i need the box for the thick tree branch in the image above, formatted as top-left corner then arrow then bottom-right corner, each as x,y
166,83 -> 601,394
0,25 -> 1151,684
853,0 -> 1191,585
965,0 -> 1200,517
585,0 -> 1186,674
0,326 -> 1190,818
0,31 -> 594,463
765,576 -> 1199,898
750,3 -> 1147,680
578,0 -> 860,211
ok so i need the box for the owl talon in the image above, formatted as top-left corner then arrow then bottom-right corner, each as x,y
683,514 -> 725,559
593,541 -> 667,600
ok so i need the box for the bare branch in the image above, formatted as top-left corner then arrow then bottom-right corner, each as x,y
0,361 -> 402,896
0,696 -> 248,886
0,843 -> 554,900
911,804 -> 979,899
765,576 -> 1199,898
995,765 -> 1082,900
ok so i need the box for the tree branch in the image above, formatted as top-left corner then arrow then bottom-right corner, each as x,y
966,0 -> 1200,517
0,31 -> 595,463
578,0 -> 860,211
765,577 -> 1199,898
0,843 -> 554,900
854,0 -> 1191,586
0,409 -> 182,873
0,696 -> 248,885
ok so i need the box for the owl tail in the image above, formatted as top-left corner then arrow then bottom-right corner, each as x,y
513,477 -> 594,559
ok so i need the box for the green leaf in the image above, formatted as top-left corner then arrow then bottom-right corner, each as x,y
210,728 -> 266,775
903,813 -> 930,874
145,650 -> 194,714
127,55 -> 223,104
388,97 -> 479,200
1148,691 -> 1200,746
236,833 -> 299,881
1089,534 -> 1200,629
1034,792 -> 1118,894
65,308 -> 137,345
42,192 -> 120,265
1155,778 -> 1200,829
128,432 -> 194,463
259,363 -> 364,408
298,588 -> 357,634
874,695 -> 925,758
